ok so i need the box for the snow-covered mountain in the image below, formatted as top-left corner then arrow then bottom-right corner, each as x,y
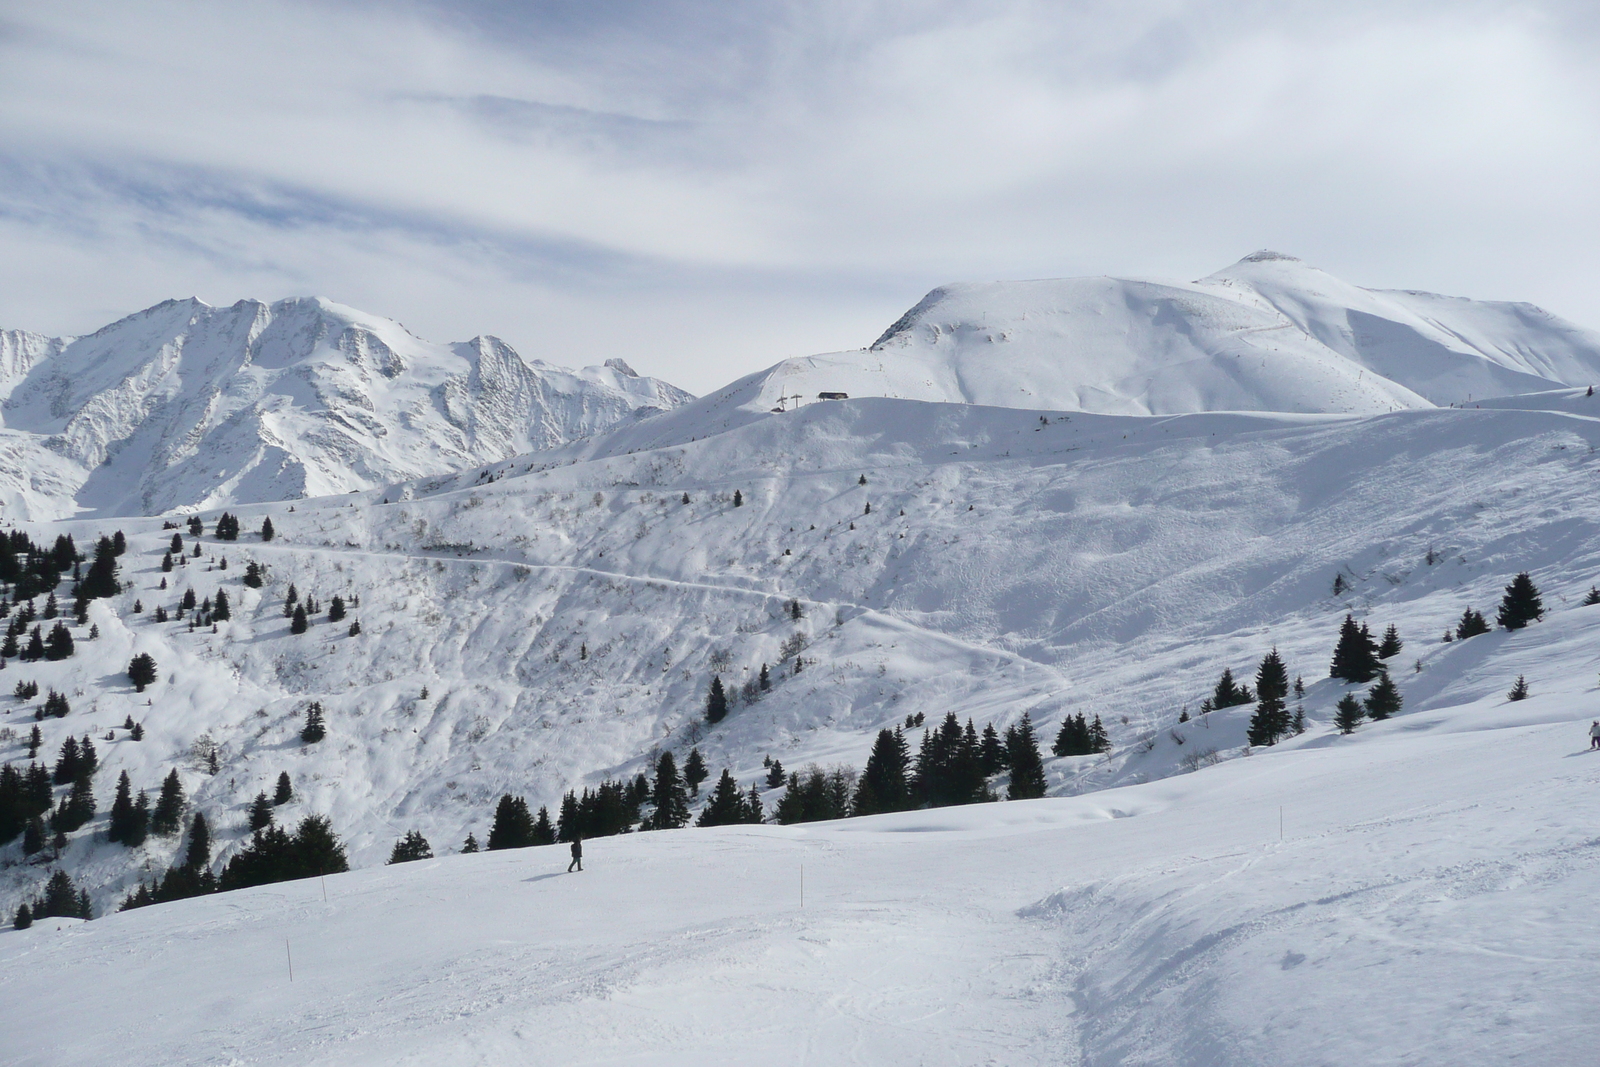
729,251 -> 1600,417
0,297 -> 692,520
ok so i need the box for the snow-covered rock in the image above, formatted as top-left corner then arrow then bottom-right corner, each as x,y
0,297 -> 692,520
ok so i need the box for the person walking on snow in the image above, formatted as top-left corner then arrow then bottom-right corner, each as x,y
1590,721 -> 1600,750
568,836 -> 583,872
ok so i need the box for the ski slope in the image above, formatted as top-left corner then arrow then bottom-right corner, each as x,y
3,677 -> 1596,1066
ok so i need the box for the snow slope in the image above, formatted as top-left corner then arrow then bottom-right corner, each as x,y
724,251 -> 1600,418
0,298 -> 692,520
3,681 -> 1596,1066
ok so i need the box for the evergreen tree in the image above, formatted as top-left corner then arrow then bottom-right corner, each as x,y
766,759 -> 786,789
1088,715 -> 1110,754
273,771 -> 293,805
1330,615 -> 1381,683
743,785 -> 765,823
1208,667 -> 1254,708
40,620 -> 72,661
249,792 -> 275,832
1334,694 -> 1364,734
284,583 -> 298,617
53,736 -> 82,785
1004,714 -> 1048,800
300,702 -> 326,744
790,599 -> 802,621
189,515 -> 203,537
1497,573 -> 1544,631
212,589 -> 230,622
1247,649 -> 1292,746
1584,586 -> 1600,606
758,663 -> 770,691
978,722 -> 1007,775
22,815 -> 44,854
36,870 -> 89,919
185,812 -> 211,872
52,776 -> 96,834
129,789 -> 151,846
1378,624 -> 1403,659
556,791 -> 581,842
127,652 -> 158,692
112,530 -> 127,555
1365,673 -> 1403,720
388,830 -> 433,863
460,833 -> 480,854
1052,713 -> 1094,757
14,902 -> 31,929
650,752 -> 690,829
107,770 -> 136,844
243,561 -> 264,588
1456,607 -> 1491,638
21,626 -> 43,662
151,769 -> 185,836
531,805 -> 557,845
348,619 -> 361,636
327,595 -> 346,623
290,604 -> 308,634
1507,674 -> 1530,701
171,533 -> 184,554
487,795 -> 534,850
78,535 -> 120,599
260,516 -> 275,542
683,747 -> 708,793
696,770 -> 750,827
705,676 -> 728,724
852,728 -> 910,815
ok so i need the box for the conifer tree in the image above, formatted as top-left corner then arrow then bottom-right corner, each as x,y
1507,675 -> 1530,701
1247,649 -> 1292,746
348,619 -> 361,636
53,775 -> 96,833
1497,573 -> 1544,631
487,795 -> 534,849
388,830 -> 433,863
13,902 -> 31,929
291,604 -> 308,634
127,652 -> 158,692
743,785 -> 765,823
79,535 -> 120,599
212,589 -> 230,622
650,752 -> 690,829
273,771 -> 293,805
52,736 -> 81,785
128,789 -> 151,846
683,747 -> 708,793
696,769 -> 750,827
705,676 -> 728,724
1365,673 -> 1403,720
171,533 -> 184,554
1334,694 -> 1364,734
531,805 -> 557,845
1088,715 -> 1110,754
1330,615 -> 1381,683
979,722 -> 1007,775
790,599 -> 802,621
1456,607 -> 1491,638
327,595 -> 346,623
151,769 -> 186,836
260,517 -> 275,542
284,583 -> 298,617
243,561 -> 264,588
759,663 -> 770,691
853,728 -> 910,815
1004,714 -> 1048,800
249,792 -> 275,832
22,815 -> 44,854
301,702 -> 326,744
185,812 -> 211,872
766,759 -> 786,789
1585,586 -> 1600,606
1378,624 -> 1403,659
461,833 -> 480,853
107,770 -> 136,844
21,626 -> 43,662
42,621 -> 72,661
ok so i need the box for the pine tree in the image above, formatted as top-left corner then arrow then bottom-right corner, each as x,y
650,752 -> 690,829
107,770 -> 136,844
273,771 -> 292,805
978,722 -> 1007,775
79,535 -> 120,600
300,702 -> 326,744
1334,694 -> 1364,734
1088,715 -> 1110,754
1507,674 -> 1530,701
348,619 -> 362,636
291,604 -> 308,634
52,776 -> 95,833
705,676 -> 728,724
284,583 -> 298,617
1456,607 -> 1491,638
212,589 -> 230,621
683,747 -> 708,794
28,724 -> 41,758
1378,624 -> 1403,659
790,599 -> 802,621
1497,573 -> 1544,631
766,759 -> 786,789
388,830 -> 433,863
42,621 -> 72,661
249,792 -> 275,832
243,561 -> 264,588
185,811 -> 211,872
14,902 -> 31,929
127,652 -> 158,692
129,789 -> 151,846
1330,615 -> 1381,683
853,729 -> 910,815
487,795 -> 534,849
1004,714 -> 1048,800
151,769 -> 186,835
52,736 -> 81,785
531,805 -> 557,845
1584,587 -> 1600,606
743,785 -> 764,823
260,517 -> 275,541
328,595 -> 346,623
696,769 -> 750,827
1247,649 -> 1292,746
1364,673 -> 1402,720
461,833 -> 480,853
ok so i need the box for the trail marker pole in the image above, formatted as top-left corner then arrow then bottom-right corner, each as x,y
286,939 -> 294,983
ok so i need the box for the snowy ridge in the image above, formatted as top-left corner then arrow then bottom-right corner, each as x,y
716,252 -> 1600,419
0,298 -> 692,520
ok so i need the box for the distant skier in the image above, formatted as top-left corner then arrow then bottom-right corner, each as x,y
1590,721 -> 1600,750
568,836 -> 583,872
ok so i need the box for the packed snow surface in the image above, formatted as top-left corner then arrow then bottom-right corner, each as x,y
4,688 -> 1597,1066
0,298 -> 691,520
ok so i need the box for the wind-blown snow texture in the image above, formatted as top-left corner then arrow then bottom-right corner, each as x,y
5,255 -> 1600,1065
0,297 -> 692,520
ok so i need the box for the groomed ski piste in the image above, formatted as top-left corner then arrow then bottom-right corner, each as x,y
5,254 -> 1600,1064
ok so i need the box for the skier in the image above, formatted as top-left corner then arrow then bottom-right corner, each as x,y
1590,721 -> 1600,751
568,835 -> 583,872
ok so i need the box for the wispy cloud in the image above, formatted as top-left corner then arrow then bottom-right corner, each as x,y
1,0 -> 1597,391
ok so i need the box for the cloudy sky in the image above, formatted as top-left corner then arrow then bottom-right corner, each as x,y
2,0 -> 1597,392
